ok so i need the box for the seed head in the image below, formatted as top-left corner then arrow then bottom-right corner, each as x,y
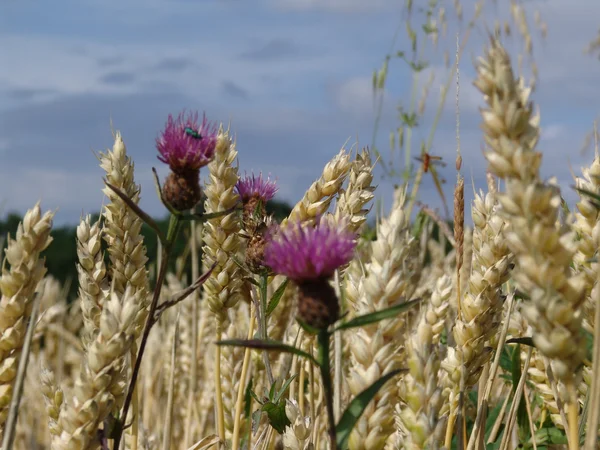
162,170 -> 203,211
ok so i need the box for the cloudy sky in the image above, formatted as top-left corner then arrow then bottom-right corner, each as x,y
1,0 -> 599,226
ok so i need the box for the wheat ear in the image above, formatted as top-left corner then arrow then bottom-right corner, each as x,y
0,203 -> 54,432
476,37 -> 586,449
202,125 -> 242,441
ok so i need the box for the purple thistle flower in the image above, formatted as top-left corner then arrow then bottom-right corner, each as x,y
236,172 -> 278,203
156,110 -> 218,173
264,219 -> 356,282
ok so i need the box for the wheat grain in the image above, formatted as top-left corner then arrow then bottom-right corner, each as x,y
476,37 -> 586,446
54,289 -> 139,450
284,147 -> 351,226
0,203 -> 54,431
76,216 -> 108,348
99,131 -> 150,339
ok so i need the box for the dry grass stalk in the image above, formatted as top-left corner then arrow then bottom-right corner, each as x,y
0,203 -> 54,432
221,307 -> 249,440
454,176 -> 465,318
459,226 -> 472,299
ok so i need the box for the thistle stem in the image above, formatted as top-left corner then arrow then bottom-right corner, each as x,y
259,273 -> 274,384
317,329 -> 337,450
113,214 -> 181,449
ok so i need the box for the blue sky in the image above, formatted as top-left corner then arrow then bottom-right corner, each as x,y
0,0 -> 599,226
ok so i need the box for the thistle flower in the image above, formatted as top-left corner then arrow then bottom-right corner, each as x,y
264,218 -> 356,329
156,110 -> 218,211
157,111 -> 218,172
236,172 -> 278,227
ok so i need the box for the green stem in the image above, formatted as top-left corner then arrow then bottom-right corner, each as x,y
259,273 -> 274,384
317,329 -> 337,450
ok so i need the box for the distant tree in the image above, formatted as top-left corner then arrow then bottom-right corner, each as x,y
0,199 -> 293,300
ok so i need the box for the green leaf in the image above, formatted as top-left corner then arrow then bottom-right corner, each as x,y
511,344 -> 528,431
244,275 -> 261,288
547,427 -> 568,444
274,375 -> 296,404
499,345 -> 513,374
583,328 -> 594,361
216,339 -> 319,366
251,409 -> 263,434
505,337 -> 535,348
244,379 -> 253,418
485,400 -> 504,438
574,186 -> 600,205
261,399 -> 291,434
266,279 -> 289,317
248,387 -> 262,405
296,318 -> 322,336
190,205 -> 240,222
514,289 -> 531,300
411,211 -> 429,238
268,381 -> 278,401
333,298 -> 422,332
336,369 -> 405,449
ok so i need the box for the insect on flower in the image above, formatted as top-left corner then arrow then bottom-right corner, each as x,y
184,127 -> 203,140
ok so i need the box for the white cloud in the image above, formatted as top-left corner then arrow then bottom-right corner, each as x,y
541,124 -> 565,140
329,76 -> 379,119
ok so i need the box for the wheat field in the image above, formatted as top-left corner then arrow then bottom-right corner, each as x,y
1,3 -> 600,449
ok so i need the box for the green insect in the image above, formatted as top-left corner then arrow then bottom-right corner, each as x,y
184,127 -> 203,140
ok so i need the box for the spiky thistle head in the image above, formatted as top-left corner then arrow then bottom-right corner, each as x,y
156,110 -> 218,211
156,110 -> 218,173
236,172 -> 278,230
264,217 -> 356,329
